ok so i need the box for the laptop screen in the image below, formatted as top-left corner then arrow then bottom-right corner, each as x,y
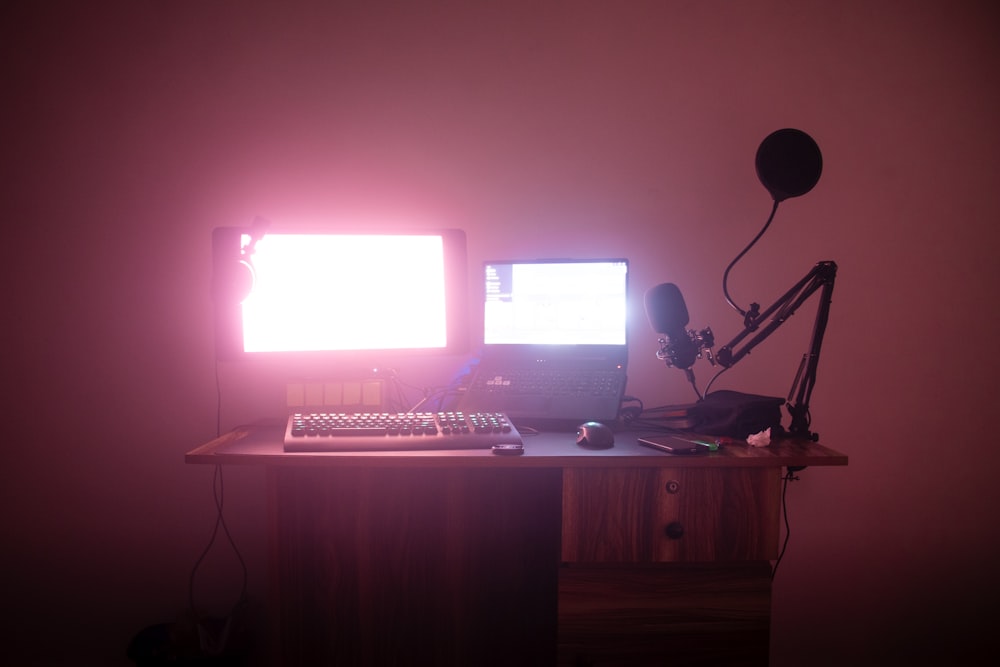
482,259 -> 629,346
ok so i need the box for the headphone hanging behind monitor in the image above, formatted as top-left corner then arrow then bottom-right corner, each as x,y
211,218 -> 269,304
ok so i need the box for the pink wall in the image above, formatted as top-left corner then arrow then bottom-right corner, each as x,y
4,1 -> 999,664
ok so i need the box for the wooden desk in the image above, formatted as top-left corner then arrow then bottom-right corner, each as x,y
187,427 -> 846,666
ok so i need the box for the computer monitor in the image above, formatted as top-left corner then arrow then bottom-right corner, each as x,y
211,225 -> 469,372
481,259 -> 629,346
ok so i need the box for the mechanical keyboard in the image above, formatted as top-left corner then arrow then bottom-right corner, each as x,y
283,410 -> 524,452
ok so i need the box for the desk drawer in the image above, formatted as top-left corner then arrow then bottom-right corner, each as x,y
558,562 -> 772,666
561,467 -> 781,562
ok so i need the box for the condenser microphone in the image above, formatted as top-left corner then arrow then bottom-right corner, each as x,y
644,283 -> 699,370
755,128 -> 823,202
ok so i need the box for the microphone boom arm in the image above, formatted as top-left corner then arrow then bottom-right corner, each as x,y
714,260 -> 837,440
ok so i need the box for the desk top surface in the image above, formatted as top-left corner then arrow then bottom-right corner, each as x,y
186,424 -> 848,469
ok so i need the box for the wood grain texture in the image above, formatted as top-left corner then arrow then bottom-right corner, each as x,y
561,467 -> 781,562
180,428 -> 845,665
268,466 -> 563,666
558,562 -> 772,666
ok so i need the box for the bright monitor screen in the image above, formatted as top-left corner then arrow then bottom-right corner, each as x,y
212,226 -> 469,364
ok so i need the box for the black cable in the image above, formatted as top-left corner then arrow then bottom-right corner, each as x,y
723,200 -> 780,317
770,467 -> 800,580
188,464 -> 250,616
390,371 -> 410,412
384,368 -> 455,413
188,358 -> 249,622
408,387 -> 445,412
703,366 -> 730,397
683,368 -> 704,401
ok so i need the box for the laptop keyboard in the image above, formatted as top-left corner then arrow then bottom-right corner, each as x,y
471,368 -> 625,397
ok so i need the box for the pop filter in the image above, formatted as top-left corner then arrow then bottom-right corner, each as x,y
755,128 -> 822,202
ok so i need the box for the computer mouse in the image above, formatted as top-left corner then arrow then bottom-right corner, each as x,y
576,421 -> 615,449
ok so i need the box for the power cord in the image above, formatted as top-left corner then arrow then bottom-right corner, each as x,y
770,466 -> 802,580
188,463 -> 249,608
182,361 -> 251,655
378,367 -> 455,412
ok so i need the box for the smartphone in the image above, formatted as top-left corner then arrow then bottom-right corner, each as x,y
491,443 -> 525,456
637,435 -> 710,455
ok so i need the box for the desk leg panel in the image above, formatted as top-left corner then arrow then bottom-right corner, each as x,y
267,466 -> 563,666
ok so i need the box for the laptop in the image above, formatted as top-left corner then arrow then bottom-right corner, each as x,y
459,258 -> 630,428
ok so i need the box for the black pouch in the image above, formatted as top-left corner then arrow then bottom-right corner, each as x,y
688,390 -> 785,439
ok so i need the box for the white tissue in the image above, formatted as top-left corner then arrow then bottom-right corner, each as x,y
746,428 -> 772,448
